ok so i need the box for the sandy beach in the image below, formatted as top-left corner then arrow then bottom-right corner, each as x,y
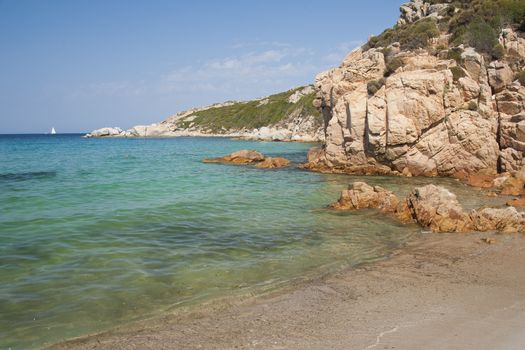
45,231 -> 525,350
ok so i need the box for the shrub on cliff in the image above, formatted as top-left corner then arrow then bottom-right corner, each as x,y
365,18 -> 439,51
384,56 -> 404,77
448,0 -> 525,55
367,79 -> 386,96
464,17 -> 499,54
447,47 -> 464,64
451,66 -> 467,81
516,71 -> 525,86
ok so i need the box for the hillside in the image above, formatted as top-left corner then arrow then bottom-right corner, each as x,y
304,0 -> 525,177
86,86 -> 324,142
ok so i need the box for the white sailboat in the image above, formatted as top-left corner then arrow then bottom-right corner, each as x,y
50,127 -> 56,135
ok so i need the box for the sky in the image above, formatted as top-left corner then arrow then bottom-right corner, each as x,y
0,0 -> 405,134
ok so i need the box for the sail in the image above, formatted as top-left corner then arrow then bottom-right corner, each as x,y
51,127 -> 56,134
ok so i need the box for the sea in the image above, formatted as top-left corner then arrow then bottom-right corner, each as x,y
0,134 -> 503,349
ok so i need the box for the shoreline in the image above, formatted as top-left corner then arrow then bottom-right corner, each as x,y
44,231 -> 525,350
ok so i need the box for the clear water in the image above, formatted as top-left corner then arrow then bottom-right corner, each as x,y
0,135 -> 505,350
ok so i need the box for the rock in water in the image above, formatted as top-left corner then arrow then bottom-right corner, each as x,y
203,150 -> 290,169
255,157 -> 290,169
203,150 -> 265,164
406,185 -> 472,232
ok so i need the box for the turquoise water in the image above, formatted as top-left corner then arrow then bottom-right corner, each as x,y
0,135 -> 502,349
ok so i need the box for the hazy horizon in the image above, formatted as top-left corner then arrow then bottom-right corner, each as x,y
0,0 -> 404,134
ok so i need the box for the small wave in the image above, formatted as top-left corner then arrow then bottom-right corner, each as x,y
0,171 -> 57,182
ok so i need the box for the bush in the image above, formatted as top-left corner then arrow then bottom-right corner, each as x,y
367,78 -> 386,96
365,18 -> 440,51
464,17 -> 499,54
384,57 -> 404,77
516,71 -> 525,86
492,43 -> 506,59
468,101 -> 478,111
451,66 -> 467,81
447,0 -> 525,55
447,47 -> 464,63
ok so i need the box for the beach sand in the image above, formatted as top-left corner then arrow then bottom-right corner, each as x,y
46,232 -> 525,350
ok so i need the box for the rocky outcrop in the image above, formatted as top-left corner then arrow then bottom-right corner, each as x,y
308,46 -> 501,177
397,0 -> 449,25
85,127 -> 126,138
330,182 -> 404,213
406,185 -> 472,232
305,1 -> 525,184
331,182 -> 525,233
471,207 -> 525,233
203,150 -> 290,168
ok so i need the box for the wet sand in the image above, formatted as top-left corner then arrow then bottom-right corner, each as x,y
45,232 -> 525,350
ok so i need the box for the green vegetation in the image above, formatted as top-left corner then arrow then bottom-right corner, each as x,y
384,56 -> 404,77
450,66 -> 467,81
175,87 -> 321,132
447,47 -> 464,63
367,78 -> 386,95
516,71 -> 525,85
446,0 -> 525,56
365,0 -> 525,58
468,101 -> 479,111
365,18 -> 440,51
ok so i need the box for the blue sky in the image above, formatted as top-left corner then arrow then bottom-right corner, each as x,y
0,0 -> 404,133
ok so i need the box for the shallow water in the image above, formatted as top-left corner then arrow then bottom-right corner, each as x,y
0,135 -> 505,349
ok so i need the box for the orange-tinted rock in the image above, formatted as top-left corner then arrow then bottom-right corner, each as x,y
500,177 -> 525,196
471,207 -> 525,233
507,196 -> 525,207
330,181 -> 525,233
203,150 -> 265,164
330,182 -> 402,213
255,157 -> 290,169
465,173 -> 497,188
406,185 -> 472,232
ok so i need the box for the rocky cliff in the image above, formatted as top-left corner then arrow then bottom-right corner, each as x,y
85,86 -> 324,142
305,0 -> 525,178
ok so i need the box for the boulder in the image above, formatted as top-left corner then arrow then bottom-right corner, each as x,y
85,127 -> 124,138
471,207 -> 525,233
330,182 -> 402,213
500,176 -> 525,196
406,185 -> 472,232
488,61 -> 514,93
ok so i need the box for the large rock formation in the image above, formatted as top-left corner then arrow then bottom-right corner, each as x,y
305,0 -> 525,181
331,182 -> 525,233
